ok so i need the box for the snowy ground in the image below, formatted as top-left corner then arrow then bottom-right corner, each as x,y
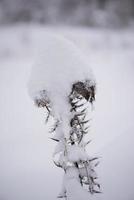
0,25 -> 134,200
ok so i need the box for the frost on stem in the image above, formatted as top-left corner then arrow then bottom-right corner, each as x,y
28,34 -> 101,199
34,81 -> 100,197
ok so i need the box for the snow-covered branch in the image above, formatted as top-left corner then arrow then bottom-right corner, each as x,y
28,33 -> 101,199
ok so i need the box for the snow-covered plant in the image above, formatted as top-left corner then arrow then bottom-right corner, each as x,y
28,33 -> 101,199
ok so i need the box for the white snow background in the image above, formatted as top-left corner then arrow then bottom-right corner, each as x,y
0,25 -> 134,200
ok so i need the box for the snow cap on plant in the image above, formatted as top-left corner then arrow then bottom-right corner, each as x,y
28,33 -> 100,199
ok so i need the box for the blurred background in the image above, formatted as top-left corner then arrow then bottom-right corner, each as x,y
0,1 -> 134,200
0,0 -> 134,27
